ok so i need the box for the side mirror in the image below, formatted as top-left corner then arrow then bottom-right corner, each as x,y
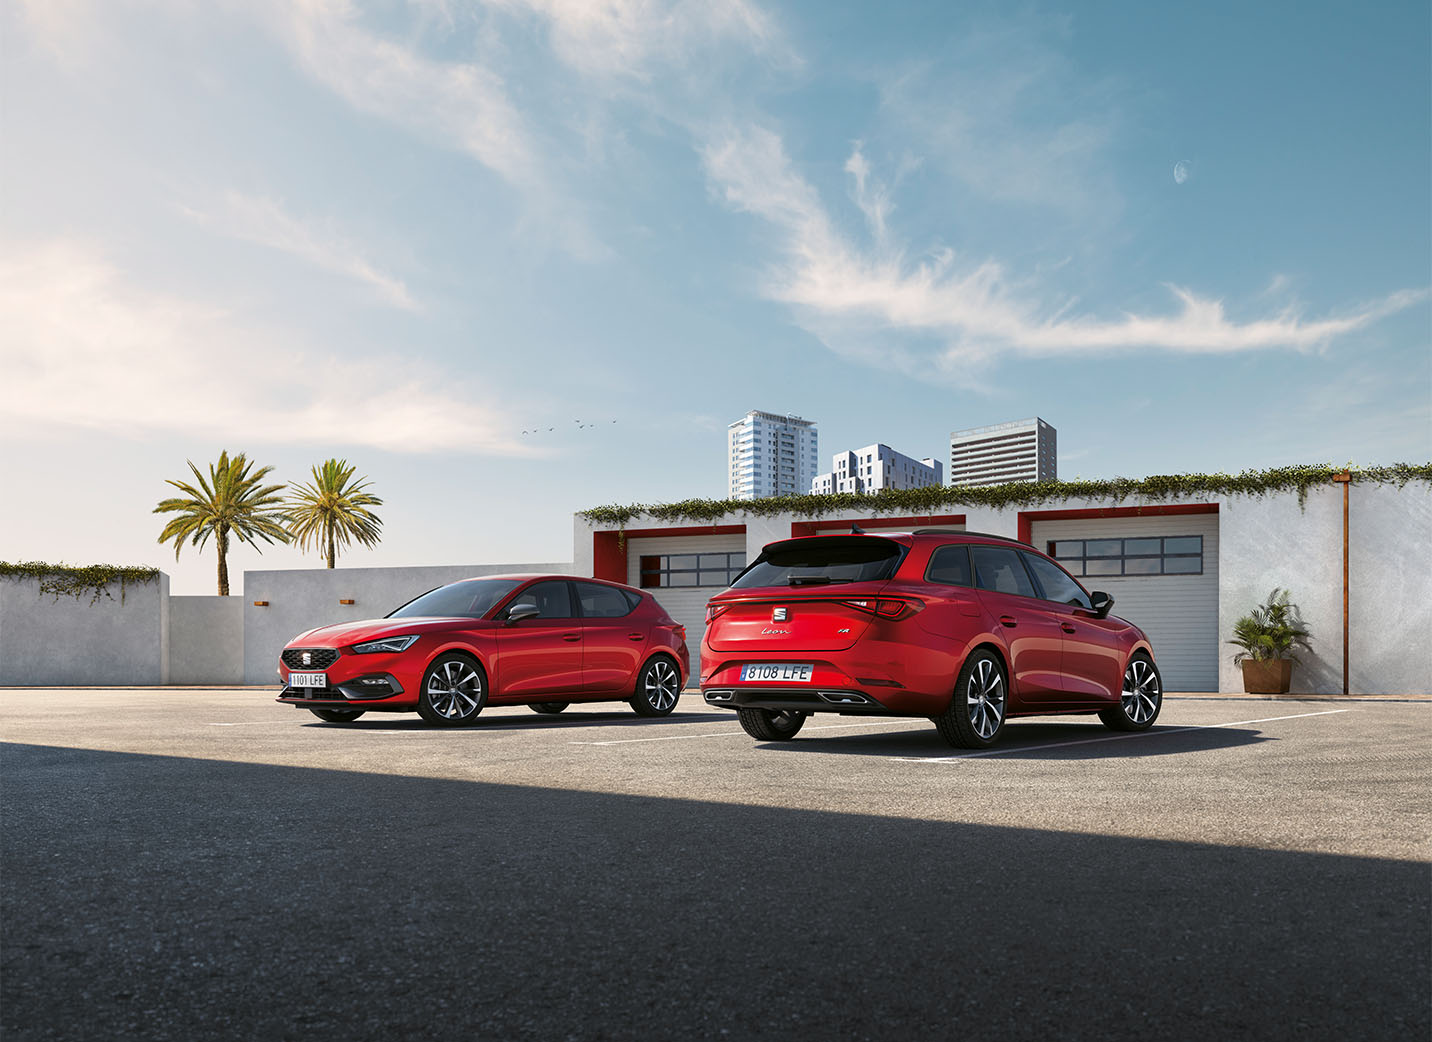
505,603 -> 540,624
1089,592 -> 1114,619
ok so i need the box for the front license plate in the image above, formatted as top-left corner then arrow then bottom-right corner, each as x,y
289,672 -> 327,688
740,663 -> 814,683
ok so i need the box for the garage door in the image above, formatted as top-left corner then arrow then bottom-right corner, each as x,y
1029,513 -> 1219,692
625,533 -> 748,684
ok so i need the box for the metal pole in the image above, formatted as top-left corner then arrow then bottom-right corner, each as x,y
1334,472 -> 1351,696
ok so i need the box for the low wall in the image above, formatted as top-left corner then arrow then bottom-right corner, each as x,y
169,596 -> 245,685
0,573 -> 170,685
242,563 -> 575,685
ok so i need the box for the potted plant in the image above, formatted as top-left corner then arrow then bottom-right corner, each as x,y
1228,588 -> 1313,694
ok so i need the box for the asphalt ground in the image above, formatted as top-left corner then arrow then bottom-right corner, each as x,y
2,690 -> 1428,1041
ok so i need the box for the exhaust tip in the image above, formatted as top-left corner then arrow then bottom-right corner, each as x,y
704,690 -> 735,703
817,691 -> 871,705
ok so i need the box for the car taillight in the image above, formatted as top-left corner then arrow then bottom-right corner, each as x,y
673,624 -> 687,642
841,597 -> 923,620
706,604 -> 731,623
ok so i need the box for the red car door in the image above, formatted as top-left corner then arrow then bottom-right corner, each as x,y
495,580 -> 583,697
573,581 -> 646,696
1020,551 -> 1123,704
968,545 -> 1063,702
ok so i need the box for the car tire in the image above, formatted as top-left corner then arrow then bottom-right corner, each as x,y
309,708 -> 365,723
530,702 -> 569,715
416,653 -> 488,726
736,708 -> 807,741
1100,654 -> 1163,732
935,650 -> 1009,748
629,656 -> 682,717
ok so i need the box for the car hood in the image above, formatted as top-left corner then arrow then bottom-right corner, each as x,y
288,617 -> 478,648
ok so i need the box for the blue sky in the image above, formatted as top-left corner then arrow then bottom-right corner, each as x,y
2,0 -> 1428,595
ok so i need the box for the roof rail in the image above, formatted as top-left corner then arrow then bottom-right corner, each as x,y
913,528 -> 1032,546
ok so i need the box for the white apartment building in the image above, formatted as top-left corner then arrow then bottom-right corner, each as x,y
728,411 -> 819,500
949,417 -> 1057,487
811,444 -> 943,494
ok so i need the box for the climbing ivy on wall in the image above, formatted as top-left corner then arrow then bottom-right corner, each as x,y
580,462 -> 1432,530
0,561 -> 160,604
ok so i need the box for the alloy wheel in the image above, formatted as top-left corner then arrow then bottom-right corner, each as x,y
426,659 -> 484,720
966,657 -> 1006,739
1122,659 -> 1161,724
643,659 -> 680,712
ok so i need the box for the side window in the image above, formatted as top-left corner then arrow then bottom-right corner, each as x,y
1021,552 -> 1093,610
969,546 -> 1038,598
515,580 -> 574,619
575,581 -> 634,619
924,545 -> 973,587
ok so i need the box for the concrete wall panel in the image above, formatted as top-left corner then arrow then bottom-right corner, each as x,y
169,596 -> 245,685
0,573 -> 169,685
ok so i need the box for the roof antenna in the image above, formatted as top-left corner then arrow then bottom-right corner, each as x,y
850,523 -> 865,534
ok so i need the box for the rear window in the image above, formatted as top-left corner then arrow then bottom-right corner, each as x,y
388,578 -> 522,619
731,537 -> 906,588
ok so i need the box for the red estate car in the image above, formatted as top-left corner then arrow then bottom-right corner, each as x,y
700,531 -> 1163,747
277,575 -> 689,725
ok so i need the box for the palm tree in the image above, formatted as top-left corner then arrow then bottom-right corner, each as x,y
286,459 -> 384,568
154,451 -> 291,595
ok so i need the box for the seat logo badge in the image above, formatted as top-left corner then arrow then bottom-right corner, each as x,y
301,652 -> 312,666
772,607 -> 788,622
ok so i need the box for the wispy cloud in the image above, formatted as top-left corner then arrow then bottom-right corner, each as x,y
272,0 -> 539,187
181,192 -> 417,310
702,125 -> 1426,377
488,0 -> 789,80
0,240 -> 540,456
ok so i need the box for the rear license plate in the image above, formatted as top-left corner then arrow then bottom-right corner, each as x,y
740,663 -> 814,683
289,672 -> 327,688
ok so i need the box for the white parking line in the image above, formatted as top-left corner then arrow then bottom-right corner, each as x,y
895,709 -> 1353,762
570,719 -> 911,746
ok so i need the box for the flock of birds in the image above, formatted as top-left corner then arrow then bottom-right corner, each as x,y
520,419 -> 619,435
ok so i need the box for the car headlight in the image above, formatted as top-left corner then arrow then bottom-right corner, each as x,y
352,635 -> 419,654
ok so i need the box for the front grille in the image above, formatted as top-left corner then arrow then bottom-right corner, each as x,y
282,648 -> 339,669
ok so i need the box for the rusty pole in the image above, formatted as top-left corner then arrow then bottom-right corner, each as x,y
1333,472 -> 1351,695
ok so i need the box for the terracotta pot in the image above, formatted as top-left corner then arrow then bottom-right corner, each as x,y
1241,659 -> 1293,694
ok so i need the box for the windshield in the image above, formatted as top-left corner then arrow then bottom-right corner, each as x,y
731,537 -> 906,588
387,579 -> 522,619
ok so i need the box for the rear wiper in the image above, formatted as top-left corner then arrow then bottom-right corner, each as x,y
787,576 -> 851,586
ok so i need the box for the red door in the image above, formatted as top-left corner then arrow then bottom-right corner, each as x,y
968,545 -> 1062,702
572,581 -> 646,696
495,580 -> 583,698
1019,551 -> 1123,704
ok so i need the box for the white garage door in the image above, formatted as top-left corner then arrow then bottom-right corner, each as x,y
625,533 -> 748,683
1029,514 -> 1219,692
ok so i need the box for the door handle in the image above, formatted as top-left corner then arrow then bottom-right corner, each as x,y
627,633 -> 645,641
999,615 -> 1017,628
562,633 -> 581,642
1061,623 -> 1077,634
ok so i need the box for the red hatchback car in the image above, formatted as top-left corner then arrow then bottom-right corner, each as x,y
701,531 -> 1163,747
276,574 -> 689,726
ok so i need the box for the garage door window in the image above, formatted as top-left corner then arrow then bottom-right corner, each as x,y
1048,536 -> 1203,577
639,553 -> 746,589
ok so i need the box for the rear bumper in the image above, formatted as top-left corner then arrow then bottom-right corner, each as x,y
702,687 -> 893,713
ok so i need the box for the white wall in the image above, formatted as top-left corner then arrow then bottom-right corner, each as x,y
1219,482 -> 1432,695
0,573 -> 169,685
242,563 -> 574,685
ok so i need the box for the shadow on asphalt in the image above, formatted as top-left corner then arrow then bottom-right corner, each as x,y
2,742 -> 1425,1042
298,708 -> 735,731
760,720 -> 1273,759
